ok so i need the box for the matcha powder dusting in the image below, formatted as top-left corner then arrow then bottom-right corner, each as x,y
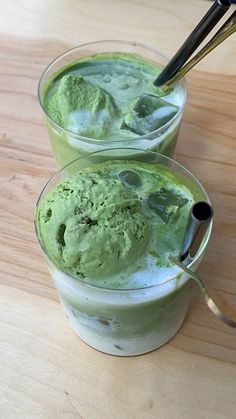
45,74 -> 117,137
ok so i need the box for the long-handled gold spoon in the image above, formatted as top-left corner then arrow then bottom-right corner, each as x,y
169,255 -> 236,328
169,202 -> 236,328
161,9 -> 236,87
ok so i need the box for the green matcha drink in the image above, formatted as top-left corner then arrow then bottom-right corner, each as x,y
35,149 -> 211,356
38,41 -> 187,167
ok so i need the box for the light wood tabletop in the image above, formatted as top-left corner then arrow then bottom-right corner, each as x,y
0,1 -> 236,418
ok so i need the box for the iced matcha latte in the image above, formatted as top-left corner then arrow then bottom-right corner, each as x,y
35,149 -> 211,356
38,41 -> 187,167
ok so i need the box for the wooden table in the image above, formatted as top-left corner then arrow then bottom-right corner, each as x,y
1,1 -> 236,417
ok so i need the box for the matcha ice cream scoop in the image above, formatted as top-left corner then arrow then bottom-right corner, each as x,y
37,171 -> 149,278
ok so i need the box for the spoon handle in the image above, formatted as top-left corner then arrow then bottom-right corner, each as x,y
169,256 -> 236,328
165,10 -> 236,86
153,0 -> 231,87
205,287 -> 236,328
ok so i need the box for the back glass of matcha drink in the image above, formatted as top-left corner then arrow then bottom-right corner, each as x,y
35,149 -> 212,356
38,41 -> 187,168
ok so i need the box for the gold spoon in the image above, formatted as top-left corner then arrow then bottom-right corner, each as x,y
169,255 -> 236,328
163,9 -> 236,87
123,8 -> 236,132
154,0 -> 231,87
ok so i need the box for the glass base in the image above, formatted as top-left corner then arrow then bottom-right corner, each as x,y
66,308 -> 187,356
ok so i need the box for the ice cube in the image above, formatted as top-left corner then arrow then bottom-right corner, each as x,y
118,170 -> 141,187
147,188 -> 188,223
122,94 -> 179,135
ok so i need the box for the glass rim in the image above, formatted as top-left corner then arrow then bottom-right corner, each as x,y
37,39 -> 188,145
34,147 -> 212,292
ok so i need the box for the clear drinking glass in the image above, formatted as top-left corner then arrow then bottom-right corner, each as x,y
35,149 -> 211,356
38,40 -> 187,168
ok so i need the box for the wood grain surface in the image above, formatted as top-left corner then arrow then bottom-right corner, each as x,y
0,1 -> 236,418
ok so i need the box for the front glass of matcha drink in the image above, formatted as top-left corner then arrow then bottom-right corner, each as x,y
35,149 -> 212,356
38,41 -> 187,167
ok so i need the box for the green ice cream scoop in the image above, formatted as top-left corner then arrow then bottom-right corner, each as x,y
46,74 -> 116,137
37,172 -> 149,278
